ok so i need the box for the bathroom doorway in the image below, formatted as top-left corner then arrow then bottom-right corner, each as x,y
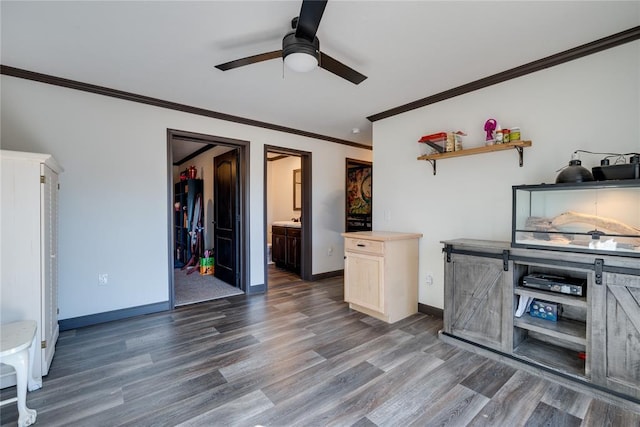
264,146 -> 312,289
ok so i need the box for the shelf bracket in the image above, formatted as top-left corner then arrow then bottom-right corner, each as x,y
502,250 -> 510,271
594,258 -> 604,285
515,146 -> 524,167
426,159 -> 437,175
443,244 -> 452,262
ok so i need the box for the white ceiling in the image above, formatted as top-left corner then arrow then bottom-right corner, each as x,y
1,1 -> 638,146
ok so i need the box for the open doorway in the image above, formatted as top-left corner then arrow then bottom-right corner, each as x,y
167,129 -> 250,308
264,146 -> 312,289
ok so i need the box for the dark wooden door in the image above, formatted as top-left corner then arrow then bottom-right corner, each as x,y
214,149 -> 238,286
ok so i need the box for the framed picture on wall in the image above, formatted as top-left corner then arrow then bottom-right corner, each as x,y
346,159 -> 372,231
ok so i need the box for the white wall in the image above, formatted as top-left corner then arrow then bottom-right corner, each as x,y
267,155 -> 301,244
373,41 -> 640,309
0,75 -> 371,320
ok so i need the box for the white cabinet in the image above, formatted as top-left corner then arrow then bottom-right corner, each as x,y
342,231 -> 422,323
1,150 -> 62,390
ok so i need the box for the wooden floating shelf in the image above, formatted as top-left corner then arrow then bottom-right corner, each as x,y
418,140 -> 532,161
417,140 -> 532,175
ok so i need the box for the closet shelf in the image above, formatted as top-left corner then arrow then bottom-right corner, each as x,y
418,140 -> 532,175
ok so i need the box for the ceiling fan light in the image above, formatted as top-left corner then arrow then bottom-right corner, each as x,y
284,52 -> 318,72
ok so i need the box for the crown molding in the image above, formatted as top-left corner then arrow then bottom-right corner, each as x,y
0,65 -> 372,151
368,26 -> 640,122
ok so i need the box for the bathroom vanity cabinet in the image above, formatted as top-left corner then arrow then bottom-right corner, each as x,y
342,231 -> 422,323
441,239 -> 640,406
272,224 -> 301,273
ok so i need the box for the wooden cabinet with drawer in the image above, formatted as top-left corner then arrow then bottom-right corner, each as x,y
272,225 -> 301,274
342,231 -> 422,323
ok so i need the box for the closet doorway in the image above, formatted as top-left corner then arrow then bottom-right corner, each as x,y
264,146 -> 312,289
167,129 -> 250,308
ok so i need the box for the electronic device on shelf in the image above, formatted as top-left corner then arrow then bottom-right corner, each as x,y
592,154 -> 639,181
521,273 -> 586,297
529,299 -> 561,322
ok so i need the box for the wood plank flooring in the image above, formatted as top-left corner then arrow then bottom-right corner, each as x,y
267,263 -> 301,287
2,272 -> 640,426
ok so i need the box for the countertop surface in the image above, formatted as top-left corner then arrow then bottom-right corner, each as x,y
440,238 -> 511,249
440,238 -> 640,268
272,221 -> 301,228
1,320 -> 37,356
342,231 -> 423,241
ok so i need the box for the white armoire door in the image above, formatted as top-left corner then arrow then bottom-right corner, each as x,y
41,162 -> 59,375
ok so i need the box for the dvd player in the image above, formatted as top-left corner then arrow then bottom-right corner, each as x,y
521,273 -> 586,296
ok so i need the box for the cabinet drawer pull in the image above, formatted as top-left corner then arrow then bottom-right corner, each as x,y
357,243 -> 366,247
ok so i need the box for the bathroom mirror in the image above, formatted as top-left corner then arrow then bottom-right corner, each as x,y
293,168 -> 301,211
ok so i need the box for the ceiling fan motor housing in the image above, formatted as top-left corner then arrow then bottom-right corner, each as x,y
282,31 -> 320,61
214,0 -> 366,84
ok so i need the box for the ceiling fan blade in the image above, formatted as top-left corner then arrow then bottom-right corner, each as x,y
319,52 -> 367,85
216,28 -> 284,50
215,50 -> 282,71
295,0 -> 327,41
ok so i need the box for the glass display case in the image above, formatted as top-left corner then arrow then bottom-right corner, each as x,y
512,180 -> 640,257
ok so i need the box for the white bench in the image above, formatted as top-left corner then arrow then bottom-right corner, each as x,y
0,321 -> 38,427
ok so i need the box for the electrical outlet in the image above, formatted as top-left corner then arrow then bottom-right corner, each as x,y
328,246 -> 334,256
425,274 -> 433,286
98,273 -> 108,286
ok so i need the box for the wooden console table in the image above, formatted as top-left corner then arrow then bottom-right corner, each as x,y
441,239 -> 640,411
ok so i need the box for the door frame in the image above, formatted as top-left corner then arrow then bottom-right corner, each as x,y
264,145 -> 312,287
167,129 -> 250,309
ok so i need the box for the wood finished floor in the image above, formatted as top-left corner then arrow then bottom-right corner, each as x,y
2,272 -> 640,427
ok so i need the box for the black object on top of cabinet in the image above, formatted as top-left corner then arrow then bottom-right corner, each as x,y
346,158 -> 372,232
174,178 -> 204,267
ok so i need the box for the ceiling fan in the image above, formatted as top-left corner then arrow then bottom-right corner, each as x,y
215,0 -> 367,85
